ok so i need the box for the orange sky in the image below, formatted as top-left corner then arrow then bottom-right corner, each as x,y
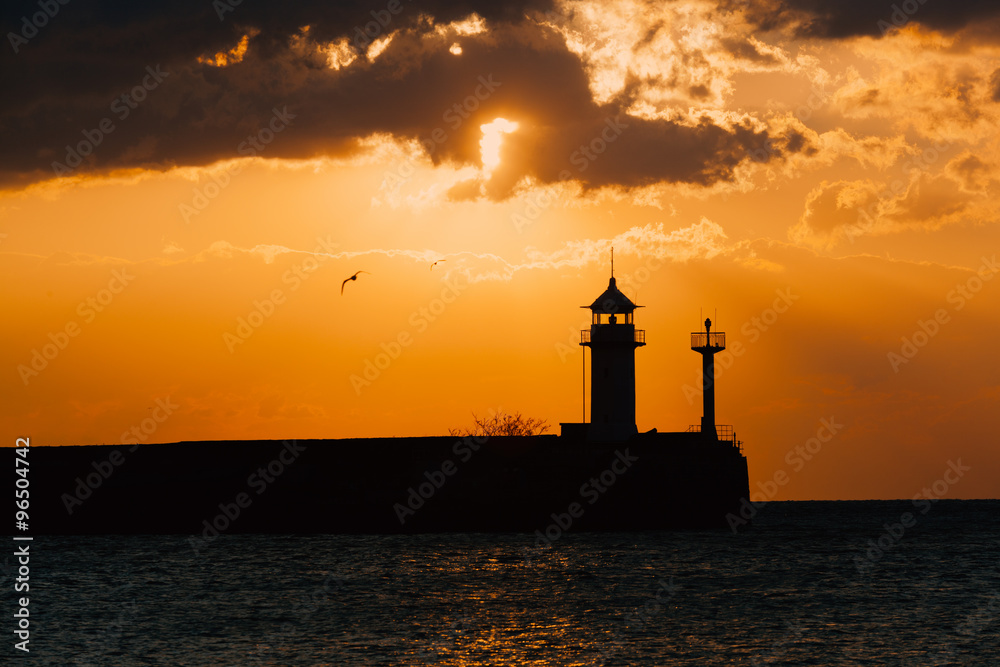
2,0 -> 999,500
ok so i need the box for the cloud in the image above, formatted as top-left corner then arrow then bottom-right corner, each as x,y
990,68 -> 1000,102
790,179 -> 884,247
0,0 -> 797,197
730,0 -> 1000,40
167,215 -> 732,287
480,111 -> 790,199
812,128 -> 911,170
945,151 -> 996,193
789,161 -> 995,247
832,30 -> 1000,144
0,1 -> 552,183
525,217 -> 730,266
162,241 -> 184,256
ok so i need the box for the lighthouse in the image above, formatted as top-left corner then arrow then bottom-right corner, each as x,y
579,255 -> 645,441
691,317 -> 725,440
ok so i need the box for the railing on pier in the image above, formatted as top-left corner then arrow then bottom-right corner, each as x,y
690,332 -> 725,349
686,424 -> 742,452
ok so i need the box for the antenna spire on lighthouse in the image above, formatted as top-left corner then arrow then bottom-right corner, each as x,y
611,246 -> 614,278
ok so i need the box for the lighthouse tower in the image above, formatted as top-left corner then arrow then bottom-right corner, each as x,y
580,255 -> 645,441
691,317 -> 725,440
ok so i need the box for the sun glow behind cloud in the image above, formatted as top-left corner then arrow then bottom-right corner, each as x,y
479,118 -> 519,172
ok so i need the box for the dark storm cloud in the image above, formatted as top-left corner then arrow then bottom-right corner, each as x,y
0,0 -> 553,181
481,112 -> 789,200
728,0 -> 1000,39
0,0 -> 789,194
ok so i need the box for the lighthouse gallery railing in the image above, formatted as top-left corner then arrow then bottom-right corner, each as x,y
581,329 -> 645,344
690,332 -> 725,348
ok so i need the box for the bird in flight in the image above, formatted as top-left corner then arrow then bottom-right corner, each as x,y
341,271 -> 369,295
430,259 -> 446,270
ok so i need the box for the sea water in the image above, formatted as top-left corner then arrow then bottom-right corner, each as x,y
14,500 -> 1000,665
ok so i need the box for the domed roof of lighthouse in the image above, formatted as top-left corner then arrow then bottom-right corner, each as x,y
583,275 -> 640,314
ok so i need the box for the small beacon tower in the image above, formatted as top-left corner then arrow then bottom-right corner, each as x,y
691,317 -> 725,440
580,254 -> 645,441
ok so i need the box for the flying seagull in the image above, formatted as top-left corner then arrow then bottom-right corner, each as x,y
430,259 -> 447,270
341,271 -> 369,295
